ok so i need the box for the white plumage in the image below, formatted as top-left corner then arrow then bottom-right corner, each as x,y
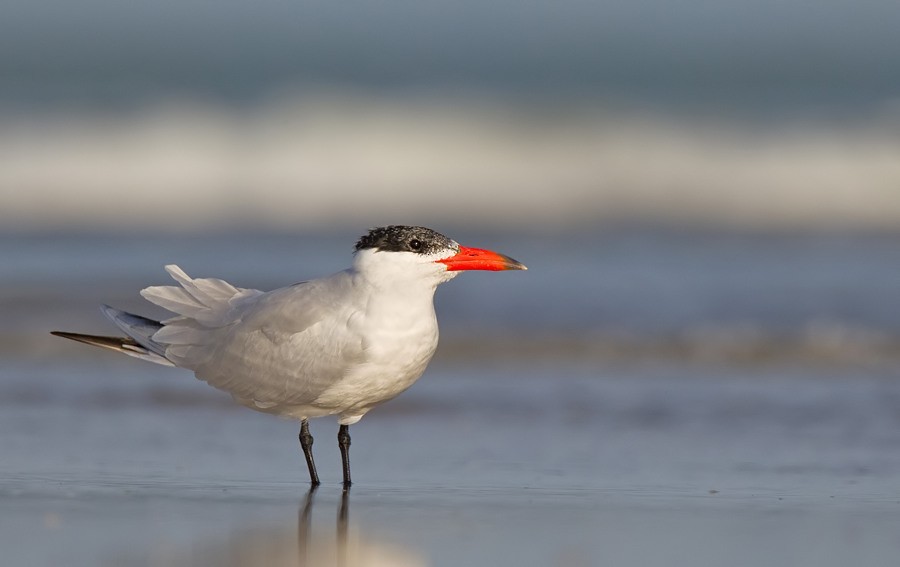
138,254 -> 446,424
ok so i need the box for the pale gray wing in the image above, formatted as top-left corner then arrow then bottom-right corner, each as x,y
146,267 -> 366,408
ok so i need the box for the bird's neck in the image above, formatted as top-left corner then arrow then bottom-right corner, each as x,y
347,270 -> 438,337
357,270 -> 439,302
354,253 -> 453,292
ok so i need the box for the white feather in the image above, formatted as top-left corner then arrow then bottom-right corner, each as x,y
131,254 -> 453,423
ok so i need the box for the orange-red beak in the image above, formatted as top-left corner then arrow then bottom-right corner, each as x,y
437,245 -> 527,272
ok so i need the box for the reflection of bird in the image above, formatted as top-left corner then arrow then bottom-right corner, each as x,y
141,488 -> 427,567
52,226 -> 526,487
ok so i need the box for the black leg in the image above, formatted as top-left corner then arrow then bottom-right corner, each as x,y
338,424 -> 352,488
299,419 -> 320,486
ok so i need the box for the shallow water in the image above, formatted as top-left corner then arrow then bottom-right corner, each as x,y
3,356 -> 900,566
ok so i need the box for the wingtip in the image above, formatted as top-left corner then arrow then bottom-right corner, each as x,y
50,330 -> 106,345
51,330 -> 81,340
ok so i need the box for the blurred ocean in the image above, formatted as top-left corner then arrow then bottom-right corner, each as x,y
3,0 -> 900,110
2,0 -> 900,231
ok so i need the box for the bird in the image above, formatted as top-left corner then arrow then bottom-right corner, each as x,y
52,226 -> 526,488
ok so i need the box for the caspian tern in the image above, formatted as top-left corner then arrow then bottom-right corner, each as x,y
52,226 -> 526,487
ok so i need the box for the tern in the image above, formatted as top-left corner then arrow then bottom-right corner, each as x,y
52,226 -> 526,487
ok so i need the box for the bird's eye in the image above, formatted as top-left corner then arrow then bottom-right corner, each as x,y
409,239 -> 422,251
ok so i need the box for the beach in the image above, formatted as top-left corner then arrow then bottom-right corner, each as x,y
3,359 -> 900,566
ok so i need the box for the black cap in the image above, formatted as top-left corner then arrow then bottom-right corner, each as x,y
355,226 -> 456,255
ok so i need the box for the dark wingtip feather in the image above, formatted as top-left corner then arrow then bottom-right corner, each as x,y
50,331 -> 139,349
51,330 -> 175,367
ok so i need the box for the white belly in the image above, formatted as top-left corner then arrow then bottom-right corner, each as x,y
311,313 -> 440,423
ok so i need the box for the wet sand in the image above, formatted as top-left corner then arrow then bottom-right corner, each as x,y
3,358 -> 900,566
6,482 -> 900,567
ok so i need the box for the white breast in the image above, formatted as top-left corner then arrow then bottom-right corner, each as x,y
310,285 -> 441,424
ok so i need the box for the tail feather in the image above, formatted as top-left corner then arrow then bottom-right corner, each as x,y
53,265 -> 251,369
140,264 -> 244,326
50,331 -> 175,366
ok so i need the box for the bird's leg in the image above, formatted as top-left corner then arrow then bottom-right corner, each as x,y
338,424 -> 352,488
299,419 -> 320,486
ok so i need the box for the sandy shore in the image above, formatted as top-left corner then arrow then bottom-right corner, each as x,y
4,480 -> 900,567
3,357 -> 900,566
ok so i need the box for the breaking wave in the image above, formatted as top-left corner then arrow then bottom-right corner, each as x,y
2,93 -> 900,230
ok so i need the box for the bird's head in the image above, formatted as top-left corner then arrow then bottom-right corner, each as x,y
353,225 -> 526,287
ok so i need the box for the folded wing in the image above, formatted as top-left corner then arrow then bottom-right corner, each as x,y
141,265 -> 364,410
